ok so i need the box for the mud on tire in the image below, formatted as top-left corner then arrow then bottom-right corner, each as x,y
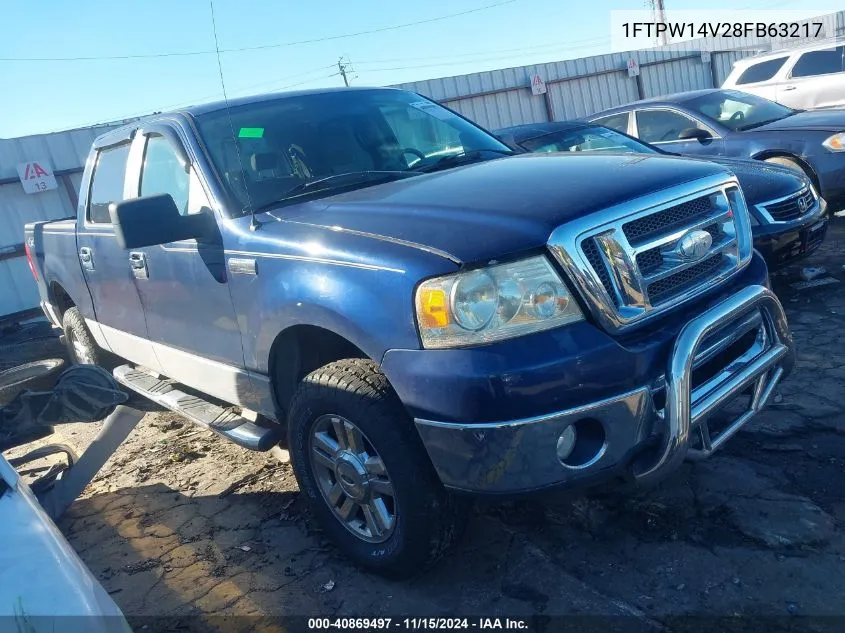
62,307 -> 106,367
287,358 -> 467,578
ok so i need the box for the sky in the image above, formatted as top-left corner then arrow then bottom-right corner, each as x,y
0,0 -> 841,138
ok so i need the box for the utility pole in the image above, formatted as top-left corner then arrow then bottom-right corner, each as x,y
653,0 -> 669,47
338,57 -> 351,87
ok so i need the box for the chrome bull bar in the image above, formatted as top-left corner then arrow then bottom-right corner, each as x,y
633,284 -> 794,486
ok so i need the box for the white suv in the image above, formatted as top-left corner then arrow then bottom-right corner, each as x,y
722,41 -> 845,111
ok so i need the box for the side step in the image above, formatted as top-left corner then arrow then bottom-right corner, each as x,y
113,365 -> 282,451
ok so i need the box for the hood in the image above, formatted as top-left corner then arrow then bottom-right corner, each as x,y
699,156 -> 807,205
751,109 -> 845,132
275,153 -> 730,264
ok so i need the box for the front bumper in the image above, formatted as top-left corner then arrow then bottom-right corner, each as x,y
752,195 -> 829,270
412,285 -> 794,494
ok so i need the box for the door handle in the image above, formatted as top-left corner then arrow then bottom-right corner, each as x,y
783,85 -> 797,91
129,252 -> 148,279
79,247 -> 94,270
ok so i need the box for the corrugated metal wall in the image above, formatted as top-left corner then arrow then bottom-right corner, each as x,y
0,125 -> 118,320
394,9 -> 845,131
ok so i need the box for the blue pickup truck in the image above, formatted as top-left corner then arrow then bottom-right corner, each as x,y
24,87 -> 795,577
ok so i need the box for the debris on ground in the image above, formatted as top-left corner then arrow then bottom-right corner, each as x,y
790,276 -> 840,290
217,464 -> 282,498
318,580 -> 336,593
800,266 -> 826,281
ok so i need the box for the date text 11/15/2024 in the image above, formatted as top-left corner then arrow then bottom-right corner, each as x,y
308,618 -> 529,630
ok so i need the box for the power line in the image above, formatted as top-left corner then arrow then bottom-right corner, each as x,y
0,0 -> 526,62
354,40 -> 613,75
38,69 -> 340,135
353,35 -> 612,66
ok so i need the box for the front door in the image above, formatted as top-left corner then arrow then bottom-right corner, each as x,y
76,139 -> 162,372
125,125 -> 249,406
634,108 -> 725,157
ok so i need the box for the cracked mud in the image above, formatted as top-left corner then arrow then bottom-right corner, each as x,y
5,221 -> 845,632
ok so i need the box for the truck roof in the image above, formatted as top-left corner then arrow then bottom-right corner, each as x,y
94,86 -> 406,146
180,86 -> 402,116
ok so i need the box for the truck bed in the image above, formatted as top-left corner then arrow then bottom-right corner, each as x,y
24,218 -> 91,328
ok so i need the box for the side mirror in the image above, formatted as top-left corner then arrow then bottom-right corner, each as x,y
109,194 -> 211,249
678,127 -> 713,143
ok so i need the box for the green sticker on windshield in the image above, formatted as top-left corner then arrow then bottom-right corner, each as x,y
238,127 -> 264,138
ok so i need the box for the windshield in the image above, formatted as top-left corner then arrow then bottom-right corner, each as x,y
194,89 -> 511,214
684,90 -> 797,132
520,125 -> 659,155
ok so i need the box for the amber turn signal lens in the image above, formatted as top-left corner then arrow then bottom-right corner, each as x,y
419,288 -> 449,328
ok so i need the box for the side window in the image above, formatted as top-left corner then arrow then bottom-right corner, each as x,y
790,46 -> 845,78
735,57 -> 788,85
636,109 -> 703,143
139,135 -> 194,215
592,112 -> 629,133
87,143 -> 130,224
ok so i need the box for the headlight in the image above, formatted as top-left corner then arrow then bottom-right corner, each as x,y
415,255 -> 584,349
822,133 -> 845,152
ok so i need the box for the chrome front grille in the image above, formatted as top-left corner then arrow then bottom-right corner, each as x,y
647,253 -> 724,305
623,195 -> 715,244
547,174 -> 754,333
757,187 -> 816,223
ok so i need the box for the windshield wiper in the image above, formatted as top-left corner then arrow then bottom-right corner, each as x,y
410,148 -> 515,173
250,171 -> 416,214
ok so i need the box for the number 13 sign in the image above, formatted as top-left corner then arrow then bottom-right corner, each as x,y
17,159 -> 58,194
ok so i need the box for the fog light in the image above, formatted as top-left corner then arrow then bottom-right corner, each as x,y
556,425 -> 577,462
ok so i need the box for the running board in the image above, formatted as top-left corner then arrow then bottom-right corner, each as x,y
113,365 -> 282,451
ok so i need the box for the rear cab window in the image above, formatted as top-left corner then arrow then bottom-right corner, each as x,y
87,143 -> 131,224
735,57 -> 788,85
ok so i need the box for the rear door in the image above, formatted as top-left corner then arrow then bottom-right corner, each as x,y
76,137 -> 162,371
778,45 -> 845,109
124,123 -> 248,405
632,108 -> 725,157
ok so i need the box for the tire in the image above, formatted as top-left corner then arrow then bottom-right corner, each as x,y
763,156 -> 814,183
0,358 -> 65,406
62,307 -> 105,367
287,358 -> 467,578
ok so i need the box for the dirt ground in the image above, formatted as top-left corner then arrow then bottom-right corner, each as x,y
6,220 -> 845,633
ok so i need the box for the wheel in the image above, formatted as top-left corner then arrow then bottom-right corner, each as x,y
763,156 -> 814,183
287,358 -> 466,578
0,358 -> 65,406
62,307 -> 104,366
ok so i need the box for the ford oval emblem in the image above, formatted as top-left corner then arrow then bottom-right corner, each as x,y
676,229 -> 712,261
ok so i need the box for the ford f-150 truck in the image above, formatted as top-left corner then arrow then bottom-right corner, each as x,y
24,87 -> 795,577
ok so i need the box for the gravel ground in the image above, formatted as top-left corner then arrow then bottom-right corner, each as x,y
4,220 -> 845,633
